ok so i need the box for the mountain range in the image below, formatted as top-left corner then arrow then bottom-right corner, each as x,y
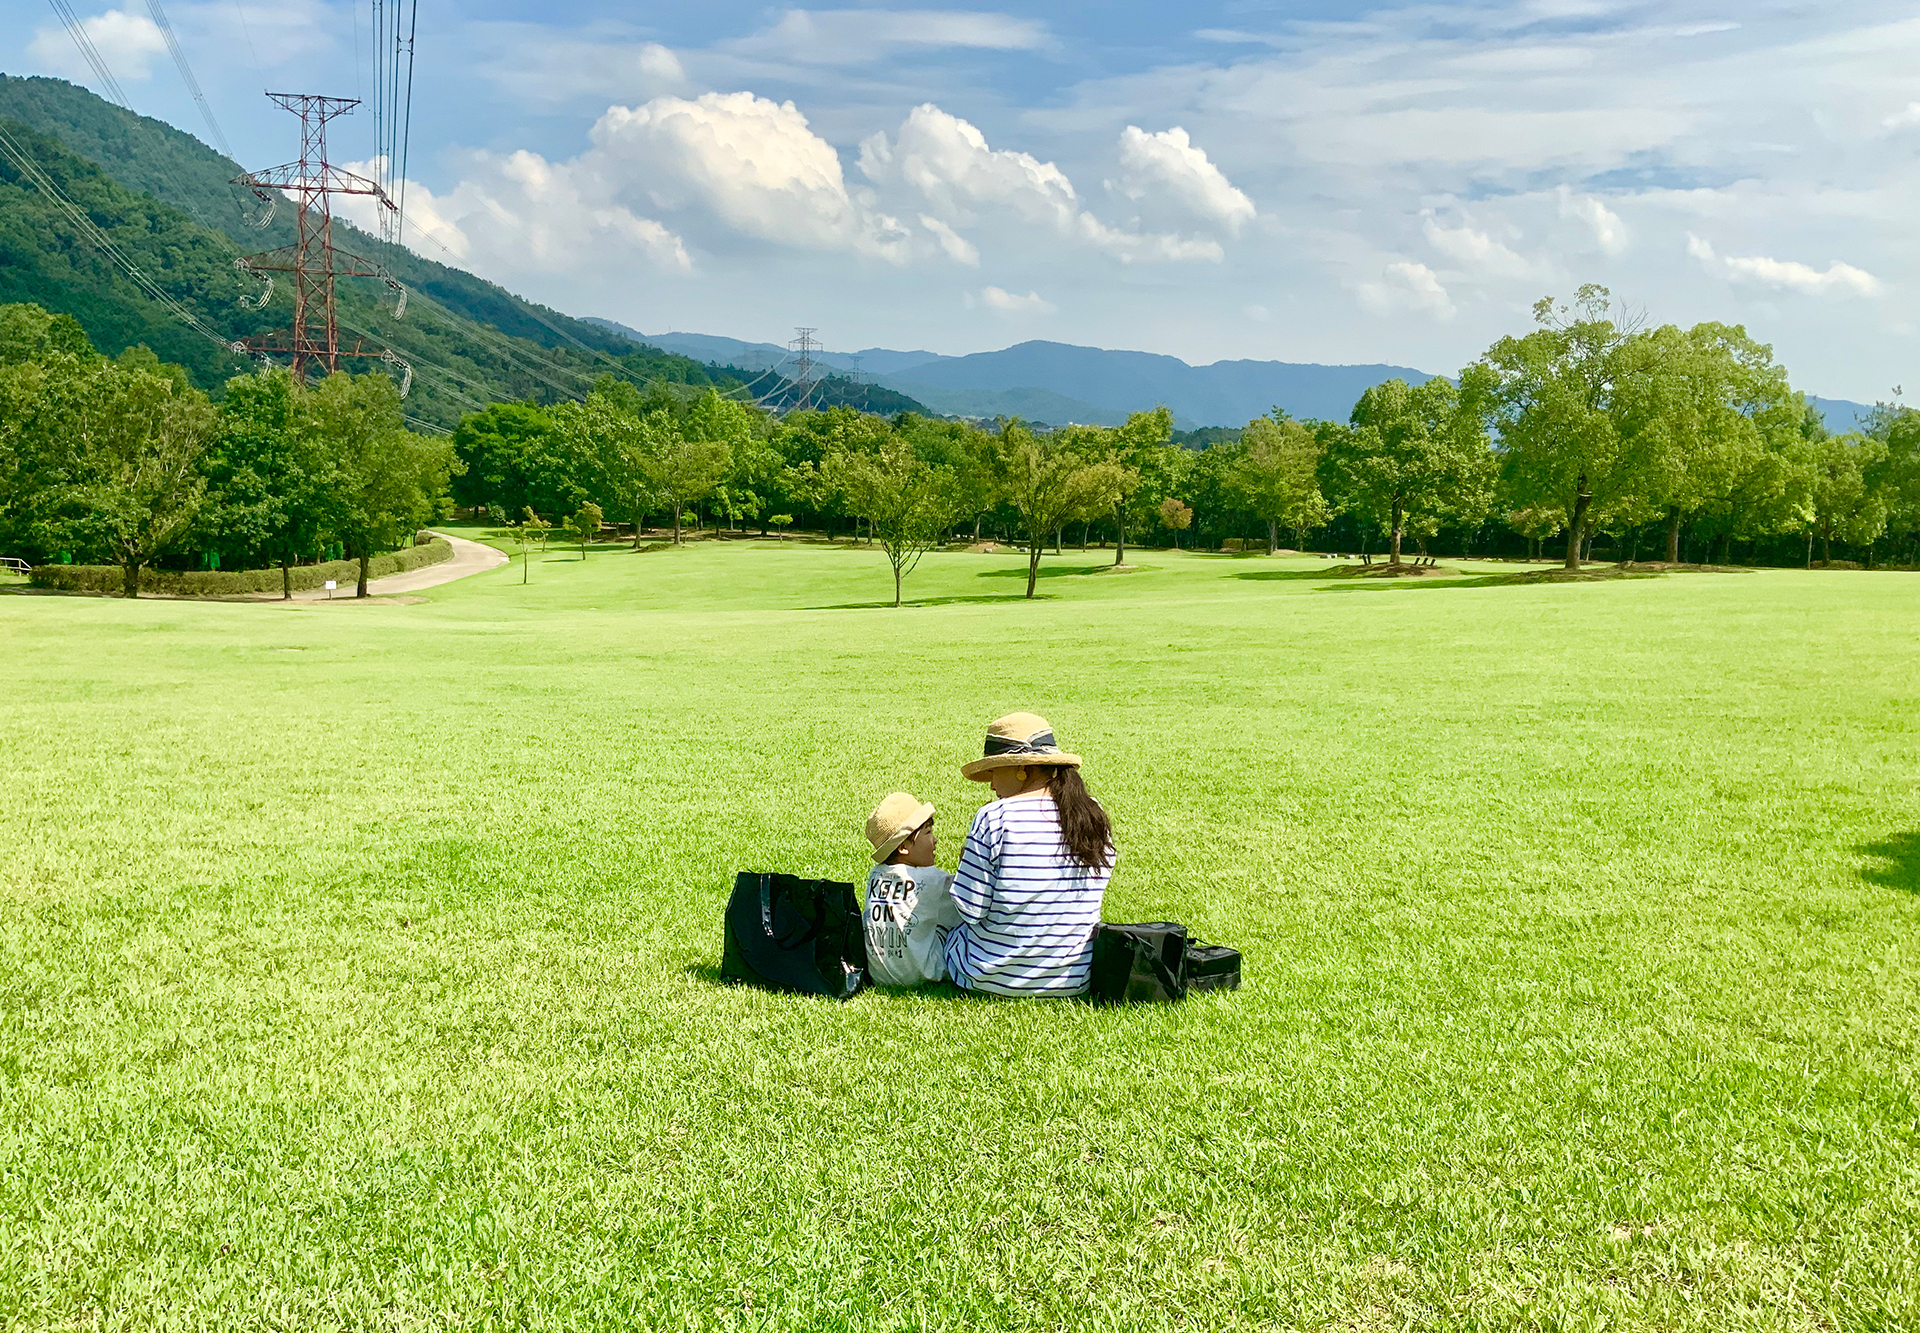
594,324 -> 1880,433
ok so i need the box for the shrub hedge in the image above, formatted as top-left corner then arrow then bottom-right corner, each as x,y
29,539 -> 454,597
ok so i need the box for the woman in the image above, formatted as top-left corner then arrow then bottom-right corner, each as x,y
943,712 -> 1115,997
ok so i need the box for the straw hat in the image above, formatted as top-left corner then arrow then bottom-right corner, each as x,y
960,712 -> 1083,782
866,791 -> 936,863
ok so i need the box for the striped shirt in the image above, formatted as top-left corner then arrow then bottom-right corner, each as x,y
943,790 -> 1114,997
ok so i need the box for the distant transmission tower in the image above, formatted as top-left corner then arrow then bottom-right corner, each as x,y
788,326 -> 821,410
232,93 -> 409,387
845,353 -> 870,411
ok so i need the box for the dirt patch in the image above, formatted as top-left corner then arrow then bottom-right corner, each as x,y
1090,563 -> 1139,574
1615,561 -> 1756,575
1334,562 -> 1461,578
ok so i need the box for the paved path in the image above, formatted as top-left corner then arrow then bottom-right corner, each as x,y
294,532 -> 508,601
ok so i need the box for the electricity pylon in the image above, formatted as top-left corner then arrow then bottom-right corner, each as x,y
232,93 -> 409,387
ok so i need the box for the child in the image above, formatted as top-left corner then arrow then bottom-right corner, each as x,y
863,791 -> 961,987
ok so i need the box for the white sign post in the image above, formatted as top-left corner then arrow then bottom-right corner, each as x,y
324,579 -> 336,599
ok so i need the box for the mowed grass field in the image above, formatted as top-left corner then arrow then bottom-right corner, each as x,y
2,537 -> 1917,1332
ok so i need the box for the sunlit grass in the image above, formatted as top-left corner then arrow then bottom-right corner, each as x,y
2,540 -> 1916,1329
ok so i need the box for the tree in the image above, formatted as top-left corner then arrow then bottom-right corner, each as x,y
1465,285 -> 1660,570
637,389 -> 744,544
1322,377 -> 1493,566
42,355 -> 217,597
1159,497 -> 1192,548
824,436 -> 962,606
1507,505 -> 1563,561
450,401 -> 570,521
519,507 -> 550,581
310,371 -> 456,597
992,421 -> 1130,597
198,368 -> 337,598
1631,322 -> 1808,564
1234,412 -> 1328,554
568,501 -> 603,559
1809,433 -> 1889,565
1084,406 -> 1175,566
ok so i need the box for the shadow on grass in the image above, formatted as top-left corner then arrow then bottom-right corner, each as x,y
682,961 -> 990,1001
1859,833 -> 1920,893
976,562 -> 1113,580
806,592 -> 1059,609
1229,569 -> 1349,582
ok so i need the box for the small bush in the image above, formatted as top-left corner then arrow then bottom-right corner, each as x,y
29,539 -> 453,596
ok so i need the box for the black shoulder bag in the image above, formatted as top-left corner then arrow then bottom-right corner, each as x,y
720,872 -> 867,1000
1089,922 -> 1243,1004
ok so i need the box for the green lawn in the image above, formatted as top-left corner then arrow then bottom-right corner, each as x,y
2,540 -> 1916,1331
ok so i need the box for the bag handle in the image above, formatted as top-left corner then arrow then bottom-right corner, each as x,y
759,873 -> 822,949
1145,944 -> 1184,997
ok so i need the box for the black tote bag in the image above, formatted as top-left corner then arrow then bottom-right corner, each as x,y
720,871 -> 868,1000
1088,921 -> 1188,1005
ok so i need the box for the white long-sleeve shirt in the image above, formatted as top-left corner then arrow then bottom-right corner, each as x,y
943,790 -> 1113,997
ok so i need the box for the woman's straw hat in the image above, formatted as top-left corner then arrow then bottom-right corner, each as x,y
960,712 -> 1083,782
866,791 -> 936,863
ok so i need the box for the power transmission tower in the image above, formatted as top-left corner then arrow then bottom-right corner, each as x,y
232,93 -> 409,386
845,354 -> 871,411
788,326 -> 820,410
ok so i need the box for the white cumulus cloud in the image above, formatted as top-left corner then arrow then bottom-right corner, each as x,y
1882,102 -> 1920,130
861,104 -> 1222,264
594,92 -> 907,256
1358,261 -> 1456,320
29,3 -> 166,82
1421,215 -> 1537,278
1687,233 -> 1881,296
918,214 -> 980,266
980,286 -> 1056,315
1115,126 -> 1255,234
1555,188 -> 1630,255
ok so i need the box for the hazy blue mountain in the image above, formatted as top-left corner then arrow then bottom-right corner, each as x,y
591,323 -> 1439,426
590,320 -> 1885,432
1809,396 -> 1878,432
584,321 -> 946,379
873,341 -> 1434,427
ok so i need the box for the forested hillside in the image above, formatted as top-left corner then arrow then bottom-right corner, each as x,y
0,76 -> 747,427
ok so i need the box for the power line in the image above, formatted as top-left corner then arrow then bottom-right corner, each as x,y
0,123 -> 241,357
45,0 -> 130,107
394,0 -> 419,249
144,0 -> 233,159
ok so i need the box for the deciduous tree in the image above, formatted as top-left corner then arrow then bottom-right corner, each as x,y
1234,412 -> 1328,554
1322,377 -> 1492,566
310,372 -> 456,597
1465,285 -> 1660,570
824,437 -> 962,606
43,354 -> 217,597
993,421 -> 1131,597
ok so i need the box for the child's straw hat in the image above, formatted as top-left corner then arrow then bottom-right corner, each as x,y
866,791 -> 936,863
960,712 -> 1083,782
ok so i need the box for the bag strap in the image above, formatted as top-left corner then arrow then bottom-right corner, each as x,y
1145,945 -> 1184,996
759,874 -> 774,936
1130,933 -> 1183,996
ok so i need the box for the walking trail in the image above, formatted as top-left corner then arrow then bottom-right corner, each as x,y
292,532 -> 507,601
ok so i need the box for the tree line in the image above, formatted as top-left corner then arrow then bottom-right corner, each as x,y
8,287 -> 1918,604
449,286 -> 1920,602
0,302 -> 454,597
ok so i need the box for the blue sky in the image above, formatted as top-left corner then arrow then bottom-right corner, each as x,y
7,1 -> 1918,401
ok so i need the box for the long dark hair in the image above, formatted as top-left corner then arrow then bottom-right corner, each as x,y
1046,766 -> 1113,870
